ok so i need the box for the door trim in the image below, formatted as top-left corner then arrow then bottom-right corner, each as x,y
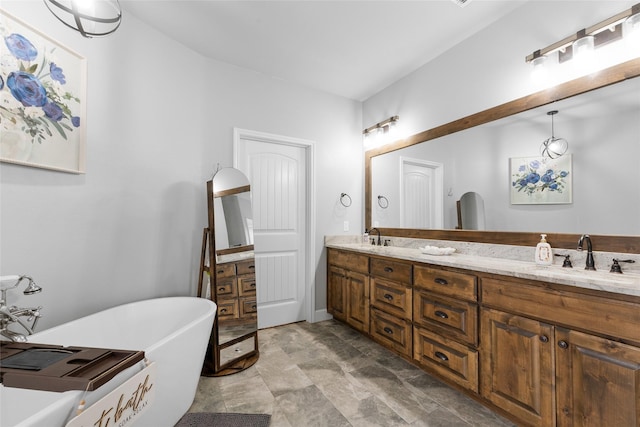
233,128 -> 318,323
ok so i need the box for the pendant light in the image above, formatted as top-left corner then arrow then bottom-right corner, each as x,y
540,110 -> 568,159
43,0 -> 122,38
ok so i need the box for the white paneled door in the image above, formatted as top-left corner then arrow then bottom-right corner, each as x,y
400,157 -> 444,229
235,129 -> 310,329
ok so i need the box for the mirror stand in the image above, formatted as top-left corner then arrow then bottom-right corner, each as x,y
199,171 -> 259,376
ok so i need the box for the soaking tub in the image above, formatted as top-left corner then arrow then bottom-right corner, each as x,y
0,296 -> 216,427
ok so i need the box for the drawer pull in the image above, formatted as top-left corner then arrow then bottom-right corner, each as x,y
220,308 -> 227,313
558,340 -> 569,349
248,265 -> 255,270
383,327 -> 394,335
218,287 -> 225,292
384,267 -> 394,273
250,282 -> 256,287
251,304 -> 257,309
435,310 -> 449,319
217,269 -> 225,275
383,294 -> 394,301
539,335 -> 549,343
434,278 -> 448,285
435,351 -> 449,362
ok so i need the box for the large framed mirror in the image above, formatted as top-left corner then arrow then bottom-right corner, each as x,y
365,58 -> 640,253
200,167 -> 259,376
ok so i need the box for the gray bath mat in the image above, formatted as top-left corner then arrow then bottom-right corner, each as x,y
174,412 -> 271,427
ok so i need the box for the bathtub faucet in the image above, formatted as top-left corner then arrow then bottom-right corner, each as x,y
0,275 -> 43,342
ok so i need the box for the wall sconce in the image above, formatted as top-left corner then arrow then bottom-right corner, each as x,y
44,0 -> 122,38
363,116 -> 399,148
526,3 -> 640,79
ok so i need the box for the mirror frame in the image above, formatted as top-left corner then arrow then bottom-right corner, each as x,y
365,57 -> 640,254
202,177 -> 259,376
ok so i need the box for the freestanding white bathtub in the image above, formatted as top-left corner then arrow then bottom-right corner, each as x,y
0,297 -> 216,427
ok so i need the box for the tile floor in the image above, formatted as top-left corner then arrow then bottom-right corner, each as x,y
188,320 -> 515,426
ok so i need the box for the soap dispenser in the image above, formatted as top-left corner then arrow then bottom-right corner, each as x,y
535,234 -> 553,265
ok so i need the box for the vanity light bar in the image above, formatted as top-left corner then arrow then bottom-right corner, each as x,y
525,2 -> 640,63
363,116 -> 399,136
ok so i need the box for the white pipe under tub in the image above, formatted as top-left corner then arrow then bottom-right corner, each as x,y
0,297 -> 216,427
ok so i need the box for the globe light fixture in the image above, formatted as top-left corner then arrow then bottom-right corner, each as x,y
44,0 -> 122,38
540,110 -> 569,159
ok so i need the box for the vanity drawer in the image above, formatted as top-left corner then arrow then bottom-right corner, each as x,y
217,299 -> 238,320
370,308 -> 412,358
215,263 -> 236,278
413,325 -> 478,392
371,258 -> 412,284
239,298 -> 257,317
413,290 -> 478,346
236,260 -> 256,275
238,275 -> 256,296
215,277 -> 237,298
482,277 -> 640,345
414,265 -> 476,301
328,249 -> 369,275
370,277 -> 412,320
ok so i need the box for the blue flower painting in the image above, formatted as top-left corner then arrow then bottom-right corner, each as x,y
510,155 -> 572,204
1,10 -> 86,173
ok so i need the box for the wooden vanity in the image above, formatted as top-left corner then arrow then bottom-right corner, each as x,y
327,245 -> 640,427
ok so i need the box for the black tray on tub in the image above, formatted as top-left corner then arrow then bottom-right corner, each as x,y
0,341 -> 144,392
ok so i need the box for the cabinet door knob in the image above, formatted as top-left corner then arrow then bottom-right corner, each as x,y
539,335 -> 549,343
384,294 -> 394,301
383,327 -> 393,335
434,278 -> 448,285
558,340 -> 569,349
435,310 -> 449,319
435,351 -> 449,362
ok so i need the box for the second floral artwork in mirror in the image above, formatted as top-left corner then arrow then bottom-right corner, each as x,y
510,155 -> 572,205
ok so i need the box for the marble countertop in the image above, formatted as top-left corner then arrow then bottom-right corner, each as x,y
217,251 -> 254,264
326,241 -> 640,298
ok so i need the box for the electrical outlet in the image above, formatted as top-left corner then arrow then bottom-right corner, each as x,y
343,221 -> 349,231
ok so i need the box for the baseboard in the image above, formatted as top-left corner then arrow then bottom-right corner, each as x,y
310,309 -> 333,323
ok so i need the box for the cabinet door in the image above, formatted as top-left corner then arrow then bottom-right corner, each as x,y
480,308 -> 555,427
346,271 -> 370,333
328,265 -> 347,321
556,328 -> 640,427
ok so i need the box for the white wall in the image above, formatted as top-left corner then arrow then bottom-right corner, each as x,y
1,1 -> 362,329
364,1 -> 638,138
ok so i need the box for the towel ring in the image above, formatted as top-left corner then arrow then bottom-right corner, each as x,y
378,195 -> 389,209
340,193 -> 352,207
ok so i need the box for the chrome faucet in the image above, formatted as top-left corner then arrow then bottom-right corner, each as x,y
0,275 -> 43,342
369,228 -> 382,246
577,235 -> 596,270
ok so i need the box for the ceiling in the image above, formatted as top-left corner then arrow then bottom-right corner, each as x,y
120,0 -> 529,101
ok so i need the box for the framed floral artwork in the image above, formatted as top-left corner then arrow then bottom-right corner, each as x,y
510,155 -> 572,204
1,9 -> 87,174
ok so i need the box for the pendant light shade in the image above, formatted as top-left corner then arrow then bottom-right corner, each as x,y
44,0 -> 122,38
540,110 -> 568,159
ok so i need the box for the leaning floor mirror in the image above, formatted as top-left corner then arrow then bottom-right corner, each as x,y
199,167 -> 259,376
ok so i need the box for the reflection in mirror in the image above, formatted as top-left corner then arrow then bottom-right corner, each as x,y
214,193 -> 254,251
201,167 -> 259,376
370,76 -> 640,236
457,192 -> 485,230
